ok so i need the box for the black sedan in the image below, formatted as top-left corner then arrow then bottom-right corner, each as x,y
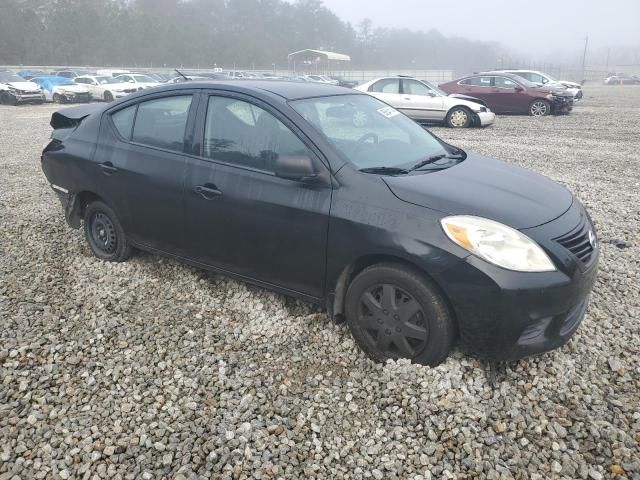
41,80 -> 598,365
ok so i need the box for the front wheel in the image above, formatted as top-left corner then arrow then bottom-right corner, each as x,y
53,93 -> 64,104
345,263 -> 455,366
83,200 -> 131,262
446,106 -> 472,128
530,99 -> 551,116
104,91 -> 113,102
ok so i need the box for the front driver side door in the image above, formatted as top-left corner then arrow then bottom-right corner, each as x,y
400,79 -> 445,121
183,93 -> 332,300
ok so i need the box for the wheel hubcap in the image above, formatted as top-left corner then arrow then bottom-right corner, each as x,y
357,284 -> 428,359
91,212 -> 117,254
450,110 -> 468,127
531,102 -> 548,116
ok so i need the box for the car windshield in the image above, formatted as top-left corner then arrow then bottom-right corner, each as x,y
291,94 -> 453,171
95,76 -> 118,84
54,78 -> 76,85
0,72 -> 24,82
132,74 -> 155,82
420,79 -> 447,96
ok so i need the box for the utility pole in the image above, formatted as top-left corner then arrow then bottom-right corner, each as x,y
580,36 -> 589,82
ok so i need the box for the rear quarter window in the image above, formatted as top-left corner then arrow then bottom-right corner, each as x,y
111,105 -> 136,140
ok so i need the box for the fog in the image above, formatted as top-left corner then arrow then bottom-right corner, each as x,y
320,0 -> 640,64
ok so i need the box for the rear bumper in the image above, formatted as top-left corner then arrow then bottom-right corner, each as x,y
475,111 -> 496,127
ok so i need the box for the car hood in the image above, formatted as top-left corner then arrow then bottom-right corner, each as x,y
558,80 -> 581,88
447,93 -> 486,108
531,84 -> 572,97
383,153 -> 573,229
6,81 -> 41,91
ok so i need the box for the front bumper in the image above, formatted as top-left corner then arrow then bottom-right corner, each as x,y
435,202 -> 598,361
551,95 -> 574,114
13,92 -> 45,103
58,92 -> 91,103
475,111 -> 496,127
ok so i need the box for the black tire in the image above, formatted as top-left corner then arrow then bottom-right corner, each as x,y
345,263 -> 455,366
83,200 -> 131,262
446,106 -> 472,128
53,93 -> 63,104
1,93 -> 17,106
530,99 -> 551,116
104,91 -> 114,102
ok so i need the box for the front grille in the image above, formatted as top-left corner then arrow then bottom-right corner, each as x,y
123,89 -> 136,93
555,218 -> 595,264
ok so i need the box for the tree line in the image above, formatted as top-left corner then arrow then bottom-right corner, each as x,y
0,0 -> 504,72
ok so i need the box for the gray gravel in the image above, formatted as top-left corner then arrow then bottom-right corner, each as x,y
1,85 -> 639,479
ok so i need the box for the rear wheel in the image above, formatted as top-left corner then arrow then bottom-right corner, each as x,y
345,263 -> 455,366
104,91 -> 113,102
83,201 -> 131,262
446,106 -> 472,128
530,99 -> 551,116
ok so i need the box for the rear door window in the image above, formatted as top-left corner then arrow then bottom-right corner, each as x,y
370,78 -> 400,94
460,76 -> 493,87
131,95 -> 193,152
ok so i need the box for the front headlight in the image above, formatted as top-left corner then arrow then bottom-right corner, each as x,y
441,216 -> 556,272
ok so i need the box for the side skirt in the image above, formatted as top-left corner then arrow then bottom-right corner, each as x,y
128,240 -> 326,308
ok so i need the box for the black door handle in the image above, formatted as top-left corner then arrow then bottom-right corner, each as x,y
99,162 -> 118,175
194,184 -> 223,199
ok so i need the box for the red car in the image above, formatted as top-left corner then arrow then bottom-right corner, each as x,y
439,72 -> 573,116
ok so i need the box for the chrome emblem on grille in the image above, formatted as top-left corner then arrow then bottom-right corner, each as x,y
588,230 -> 596,249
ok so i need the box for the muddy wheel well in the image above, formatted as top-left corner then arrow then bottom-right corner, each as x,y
67,191 -> 103,228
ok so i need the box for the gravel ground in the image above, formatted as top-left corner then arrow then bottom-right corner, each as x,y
1,85 -> 639,480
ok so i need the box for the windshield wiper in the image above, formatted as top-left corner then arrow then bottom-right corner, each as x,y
359,166 -> 409,175
407,153 -> 464,172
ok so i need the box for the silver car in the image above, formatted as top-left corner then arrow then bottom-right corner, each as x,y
355,76 -> 495,128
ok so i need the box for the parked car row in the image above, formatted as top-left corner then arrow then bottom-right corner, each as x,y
603,73 -> 640,85
2,67 -> 582,125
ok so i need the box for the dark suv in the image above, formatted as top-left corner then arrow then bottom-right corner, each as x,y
41,81 -> 598,365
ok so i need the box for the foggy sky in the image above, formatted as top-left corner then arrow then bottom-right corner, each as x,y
319,0 -> 640,59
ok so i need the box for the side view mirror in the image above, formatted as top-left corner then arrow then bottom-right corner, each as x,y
427,91 -> 437,97
274,155 -> 317,181
514,86 -> 524,92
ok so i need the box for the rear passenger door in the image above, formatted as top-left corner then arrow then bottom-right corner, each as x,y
367,78 -> 402,108
93,92 -> 197,254
183,93 -> 332,299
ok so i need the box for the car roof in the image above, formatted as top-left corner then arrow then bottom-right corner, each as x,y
151,79 -> 358,101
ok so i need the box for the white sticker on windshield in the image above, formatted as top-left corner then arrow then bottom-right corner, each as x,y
377,106 -> 400,118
